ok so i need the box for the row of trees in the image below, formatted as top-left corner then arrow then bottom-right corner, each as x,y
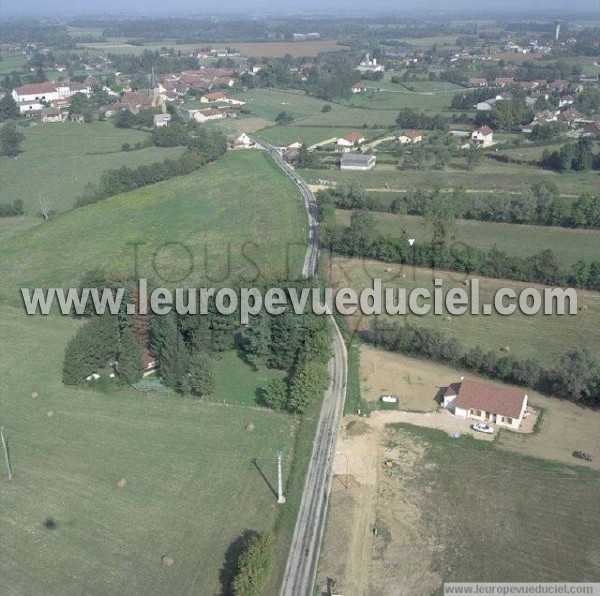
395,108 -> 449,131
368,320 -> 600,406
318,205 -> 600,291
318,183 -> 600,230
541,137 -> 599,173
75,128 -> 227,207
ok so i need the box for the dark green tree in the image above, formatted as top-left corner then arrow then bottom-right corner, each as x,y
189,351 -> 215,397
117,328 -> 143,384
0,94 -> 19,121
260,377 -> 288,411
0,121 -> 25,157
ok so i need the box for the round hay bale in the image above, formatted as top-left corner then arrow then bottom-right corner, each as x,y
161,555 -> 174,567
46,410 -> 54,418
384,267 -> 393,273
117,478 -> 127,489
245,423 -> 254,432
501,346 -> 511,353
31,391 -> 38,399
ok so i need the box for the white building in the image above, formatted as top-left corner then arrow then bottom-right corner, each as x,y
471,126 -> 494,147
442,379 -> 528,430
356,53 -> 385,73
340,153 -> 376,171
337,132 -> 366,147
153,114 -> 171,127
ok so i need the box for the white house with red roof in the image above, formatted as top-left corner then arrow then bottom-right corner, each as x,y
442,379 -> 528,430
337,132 -> 366,148
471,126 -> 494,147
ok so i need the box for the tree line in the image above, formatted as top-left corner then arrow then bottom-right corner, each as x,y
75,128 -> 227,207
541,137 -> 599,174
367,320 -> 600,406
318,183 -> 600,230
317,202 -> 600,291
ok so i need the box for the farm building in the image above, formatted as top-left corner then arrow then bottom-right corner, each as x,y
41,107 -> 62,123
340,153 -> 376,171
231,133 -> 255,148
471,126 -> 494,147
351,82 -> 366,93
442,379 -> 528,430
337,132 -> 366,147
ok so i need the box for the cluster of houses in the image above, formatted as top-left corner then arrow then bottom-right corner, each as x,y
157,67 -> 237,101
11,81 -> 92,117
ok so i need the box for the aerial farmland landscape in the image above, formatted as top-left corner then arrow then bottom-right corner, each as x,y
0,2 -> 599,595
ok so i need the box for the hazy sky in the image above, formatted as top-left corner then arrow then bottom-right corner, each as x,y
1,0 -> 598,17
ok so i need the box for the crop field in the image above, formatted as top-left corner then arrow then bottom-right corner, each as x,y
0,151 -> 307,303
329,257 -> 600,366
0,304 -> 296,595
300,159 -> 600,196
0,122 -> 183,214
335,210 -> 600,267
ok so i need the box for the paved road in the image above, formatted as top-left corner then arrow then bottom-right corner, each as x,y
252,137 -> 348,595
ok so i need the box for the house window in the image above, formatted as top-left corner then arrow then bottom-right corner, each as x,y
473,409 -> 482,417
503,417 -> 513,424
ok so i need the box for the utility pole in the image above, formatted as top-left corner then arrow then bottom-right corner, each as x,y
276,451 -> 286,504
0,426 -> 13,480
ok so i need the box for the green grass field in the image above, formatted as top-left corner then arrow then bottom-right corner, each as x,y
0,52 -> 26,75
0,150 -> 307,304
230,88 -> 333,122
300,159 -> 600,197
255,124 -> 381,147
335,210 -> 600,267
0,122 -> 183,214
0,304 -> 296,595
330,257 -> 600,366
392,424 -> 600,586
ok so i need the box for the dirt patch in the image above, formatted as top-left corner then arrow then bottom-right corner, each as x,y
318,416 -> 442,595
359,345 -> 450,412
346,419 -> 373,436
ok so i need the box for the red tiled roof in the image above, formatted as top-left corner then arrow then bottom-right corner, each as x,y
342,132 -> 365,143
446,379 -> 527,419
14,82 -> 56,95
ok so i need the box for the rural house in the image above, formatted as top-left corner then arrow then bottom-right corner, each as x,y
398,131 -> 422,144
337,132 -> 366,148
201,92 -> 226,103
471,126 -> 494,147
442,379 -> 528,430
340,153 -> 376,171
351,82 -> 366,93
